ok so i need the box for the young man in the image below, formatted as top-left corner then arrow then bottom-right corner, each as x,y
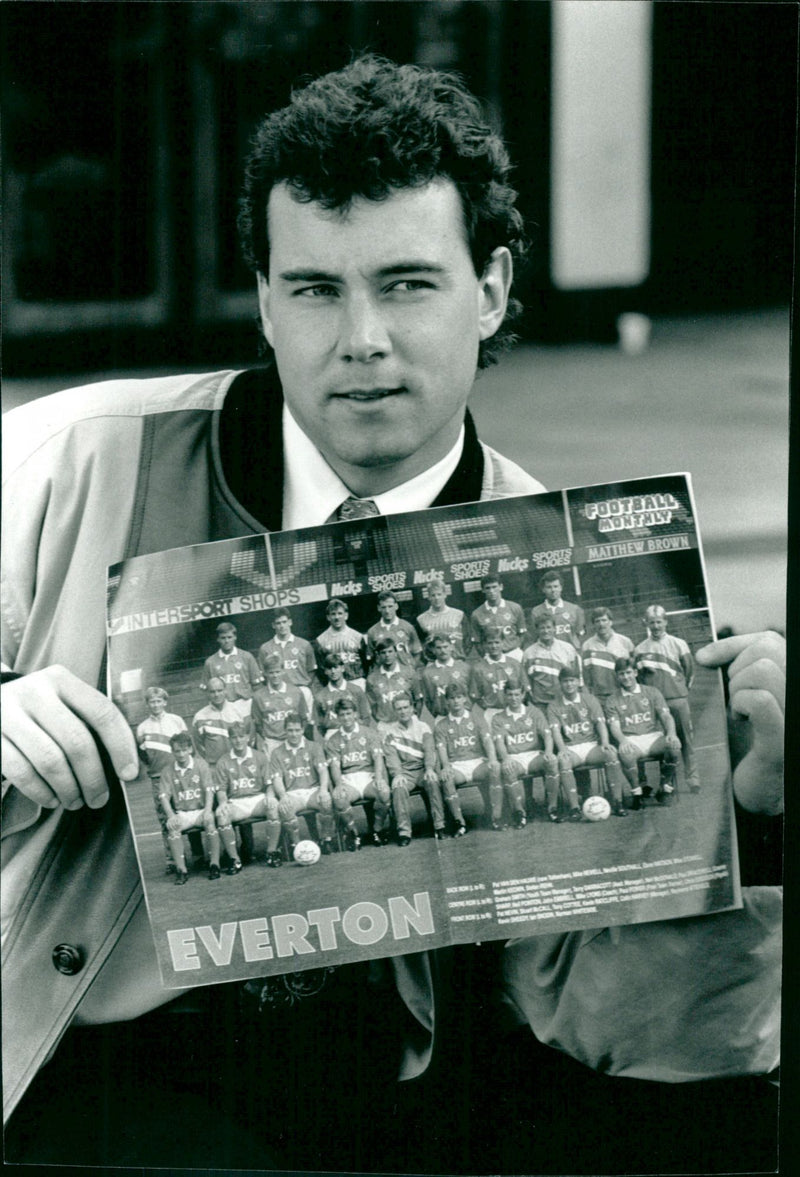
469,575 -> 527,660
469,626 -> 530,717
523,615 -> 581,709
415,576 -> 468,659
581,606 -> 635,700
365,636 -> 420,727
135,686 -> 189,871
200,622 -> 262,706
491,681 -> 559,828
604,658 -> 682,808
382,692 -> 444,844
213,720 -> 282,870
257,607 -> 317,714
158,731 -> 220,884
271,713 -> 335,860
325,696 -> 391,850
2,55 -> 783,1175
250,654 -> 309,755
313,598 -> 368,688
435,681 -> 503,830
192,676 -> 251,766
633,605 -> 700,791
416,633 -> 471,719
313,652 -> 372,737
529,571 -> 585,651
366,591 -> 422,669
548,667 -> 628,820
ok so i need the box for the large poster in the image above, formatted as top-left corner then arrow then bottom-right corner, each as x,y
108,474 -> 739,989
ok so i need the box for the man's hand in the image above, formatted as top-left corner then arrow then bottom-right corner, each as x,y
166,813 -> 182,833
1,666 -> 139,811
696,631 -> 784,815
665,735 -> 682,754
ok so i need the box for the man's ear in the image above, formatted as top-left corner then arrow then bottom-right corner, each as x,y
478,246 -> 513,341
256,272 -> 274,349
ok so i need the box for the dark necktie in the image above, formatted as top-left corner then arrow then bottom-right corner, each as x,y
335,496 -> 380,521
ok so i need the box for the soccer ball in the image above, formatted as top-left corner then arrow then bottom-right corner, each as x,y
582,795 -> 611,822
293,840 -> 322,866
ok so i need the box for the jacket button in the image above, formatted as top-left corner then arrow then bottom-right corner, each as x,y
52,944 -> 84,975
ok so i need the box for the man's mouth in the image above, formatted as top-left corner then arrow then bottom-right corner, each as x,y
332,387 -> 405,402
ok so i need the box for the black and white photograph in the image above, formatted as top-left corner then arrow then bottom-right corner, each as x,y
1,2 -> 790,1175
109,475 -> 741,990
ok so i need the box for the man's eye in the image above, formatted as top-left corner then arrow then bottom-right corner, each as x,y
387,279 -> 434,294
295,284 -> 338,298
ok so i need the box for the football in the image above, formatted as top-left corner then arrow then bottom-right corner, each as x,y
293,839 -> 322,866
582,795 -> 611,822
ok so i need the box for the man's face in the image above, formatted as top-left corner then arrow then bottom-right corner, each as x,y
258,180 -> 511,494
328,605 -> 347,629
393,696 -> 413,725
325,662 -> 345,684
594,613 -> 613,640
285,722 -> 304,747
543,579 -> 561,603
147,694 -> 167,717
231,731 -> 249,756
209,681 -> 226,707
647,613 -> 668,638
339,705 -> 357,730
217,629 -> 236,653
505,686 -> 524,710
617,666 -> 638,691
483,581 -> 502,605
379,645 -> 398,669
174,745 -> 192,767
432,637 -> 451,662
561,675 -> 580,698
537,620 -> 555,645
378,597 -> 398,622
427,583 -> 446,608
447,692 -> 467,716
273,615 -> 292,639
485,634 -> 503,659
266,666 -> 284,688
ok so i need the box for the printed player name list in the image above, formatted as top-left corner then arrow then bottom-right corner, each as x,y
446,857 -> 730,926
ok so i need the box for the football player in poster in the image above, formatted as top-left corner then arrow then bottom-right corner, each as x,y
258,608 -> 317,714
192,676 -> 252,766
530,571 -> 586,651
366,591 -> 422,669
469,575 -> 527,660
314,653 -> 373,736
435,682 -> 502,831
271,714 -> 336,860
135,686 -> 189,872
366,637 -> 421,727
313,598 -> 368,689
382,692 -> 444,844
633,605 -> 700,792
492,681 -> 559,827
251,655 -> 309,756
523,615 -> 581,708
581,607 -> 635,700
604,658 -> 682,809
200,622 -> 262,706
416,634 -> 472,719
415,575 -> 468,659
326,697 -> 391,850
469,627 -> 530,718
548,667 -> 628,820
158,731 -> 221,884
213,720 -> 282,870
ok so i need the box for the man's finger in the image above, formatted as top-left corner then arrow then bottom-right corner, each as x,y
51,670 -> 139,780
728,688 -> 784,814
696,631 -> 785,672
1,708 -> 85,809
728,660 -> 785,715
1,734 -> 60,808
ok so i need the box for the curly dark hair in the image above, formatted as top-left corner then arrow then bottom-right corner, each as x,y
238,54 -> 527,368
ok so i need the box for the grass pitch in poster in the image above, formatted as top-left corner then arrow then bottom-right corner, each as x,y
107,474 -> 740,989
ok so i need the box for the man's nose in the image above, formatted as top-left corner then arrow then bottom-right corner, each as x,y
337,294 -> 391,361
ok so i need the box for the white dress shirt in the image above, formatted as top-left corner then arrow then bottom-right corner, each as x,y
281,404 -> 465,530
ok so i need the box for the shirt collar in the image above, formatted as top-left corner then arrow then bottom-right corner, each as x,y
281,403 -> 465,530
